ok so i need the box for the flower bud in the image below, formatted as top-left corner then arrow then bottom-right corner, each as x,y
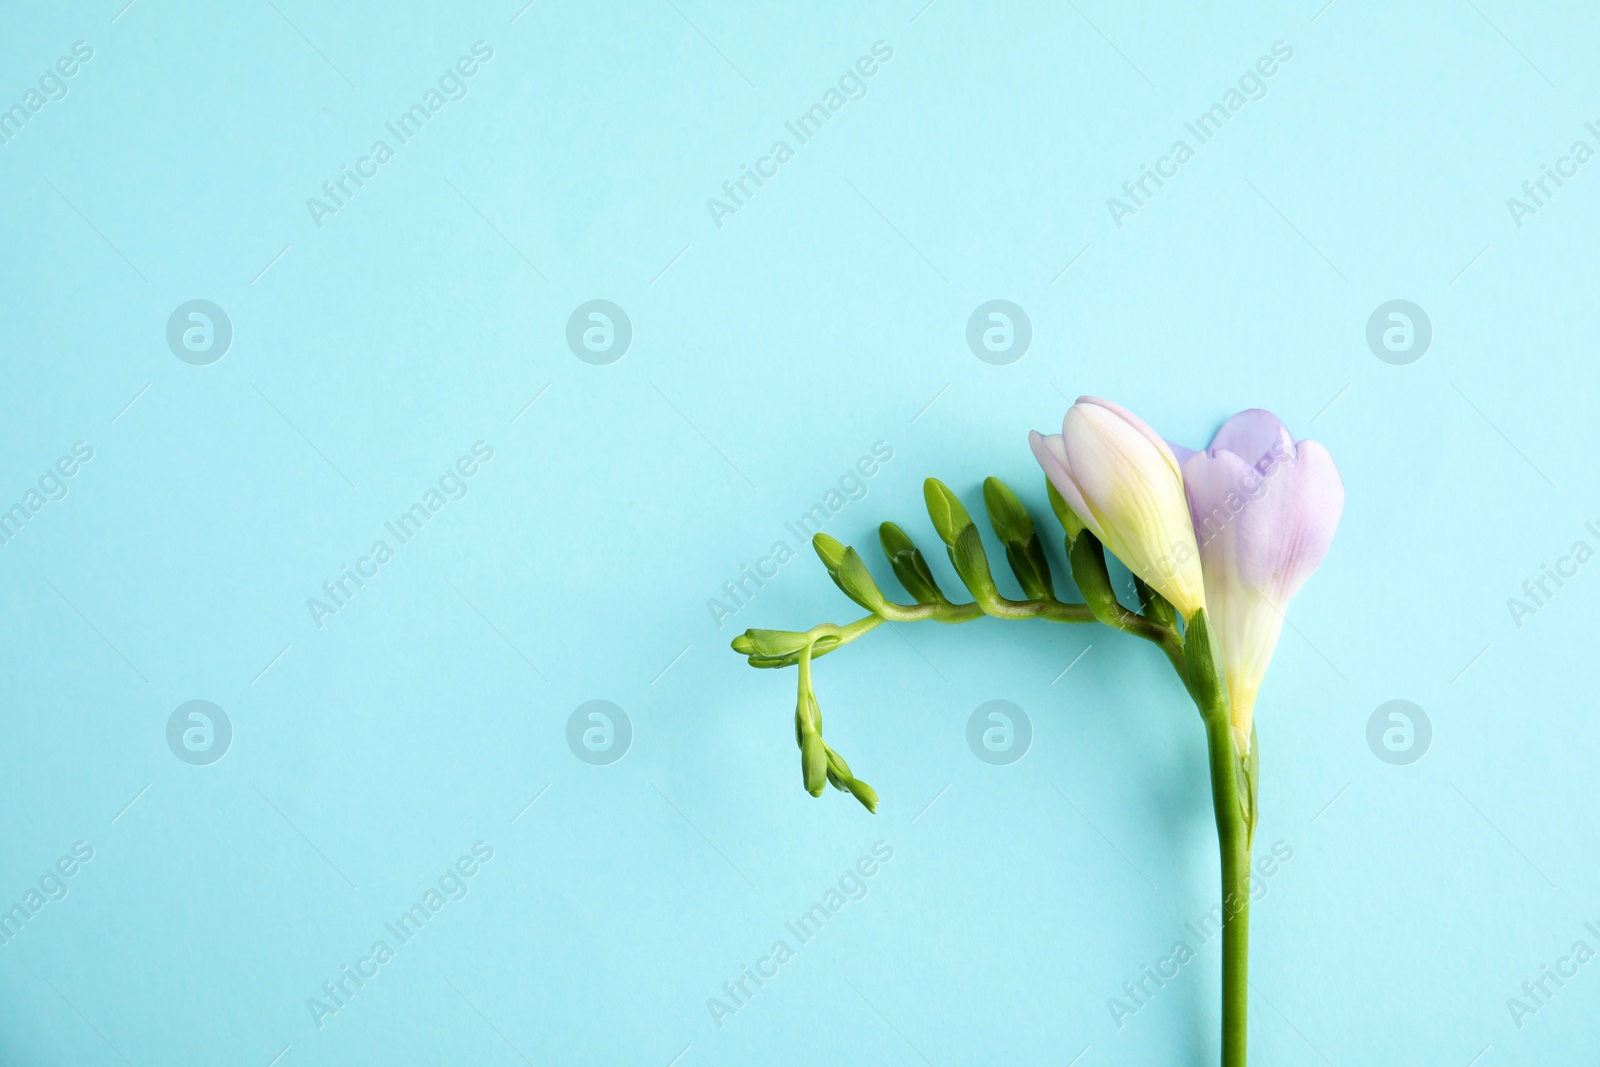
1031,397 -> 1206,620
879,522 -> 947,605
813,533 -> 848,572
950,524 -> 1002,607
814,536 -> 897,616
800,732 -> 827,796
983,476 -> 1054,601
923,478 -> 974,547
732,629 -> 810,658
1178,409 -> 1344,754
841,776 -> 879,813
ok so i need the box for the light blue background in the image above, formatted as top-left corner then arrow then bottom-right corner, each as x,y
2,1 -> 1596,1064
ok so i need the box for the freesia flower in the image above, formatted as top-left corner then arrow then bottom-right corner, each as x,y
1176,410 -> 1344,754
1030,397 -> 1207,620
738,399 -> 1348,1064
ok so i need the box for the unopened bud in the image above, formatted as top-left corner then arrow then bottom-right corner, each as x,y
801,733 -> 827,796
923,478 -> 974,547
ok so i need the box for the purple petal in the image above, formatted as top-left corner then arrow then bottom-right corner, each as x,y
1186,436 -> 1344,601
1182,447 -> 1256,556
1182,415 -> 1343,746
1259,439 -> 1344,600
1208,409 -> 1293,471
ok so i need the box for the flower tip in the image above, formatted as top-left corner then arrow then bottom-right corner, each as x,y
1209,408 -> 1294,466
812,533 -> 847,570
845,777 -> 879,813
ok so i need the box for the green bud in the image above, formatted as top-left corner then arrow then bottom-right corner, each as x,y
836,547 -> 890,614
733,629 -> 810,658
1067,530 -> 1123,624
1046,480 -> 1087,542
1181,608 -> 1229,720
813,533 -> 848,574
750,631 -> 845,670
825,745 -> 854,783
795,689 -> 821,739
950,523 -> 1001,605
841,775 -> 879,813
983,477 -> 1053,601
1134,576 -> 1177,630
982,477 -> 1035,541
1003,541 -> 1054,602
879,522 -> 946,605
878,520 -> 915,558
823,746 -> 878,811
812,535 -> 895,615
923,478 -> 974,547
801,733 -> 827,796
826,757 -> 878,812
748,653 -> 801,670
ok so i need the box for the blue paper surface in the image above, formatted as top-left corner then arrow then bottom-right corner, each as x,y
2,2 -> 1596,1063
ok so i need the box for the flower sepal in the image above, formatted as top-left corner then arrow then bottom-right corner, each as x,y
1181,608 -> 1230,726
1067,530 -> 1122,626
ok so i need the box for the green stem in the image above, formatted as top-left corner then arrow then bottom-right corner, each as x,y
749,595 -> 1188,672
1202,713 -> 1251,1067
796,633 -> 816,696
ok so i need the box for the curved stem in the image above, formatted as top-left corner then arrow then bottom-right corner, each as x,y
975,596 -> 1095,624
796,632 -> 816,695
745,590 -> 1183,684
751,597 -> 1103,670
1203,713 -> 1251,1066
